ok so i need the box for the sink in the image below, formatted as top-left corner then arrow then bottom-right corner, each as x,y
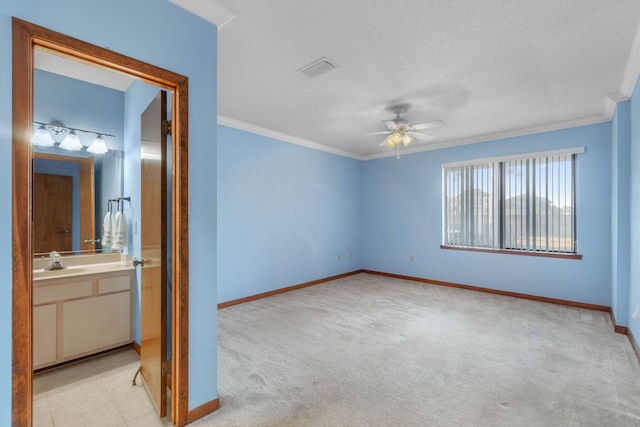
34,266 -> 87,279
33,259 -> 134,281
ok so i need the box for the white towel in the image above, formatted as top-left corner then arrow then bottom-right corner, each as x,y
111,211 -> 128,251
101,212 -> 113,247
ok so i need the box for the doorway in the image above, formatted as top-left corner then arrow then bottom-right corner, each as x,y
12,18 -> 191,426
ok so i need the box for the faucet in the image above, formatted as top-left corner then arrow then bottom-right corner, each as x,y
44,251 -> 66,271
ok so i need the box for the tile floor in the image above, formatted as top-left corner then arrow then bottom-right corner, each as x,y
34,347 -> 172,426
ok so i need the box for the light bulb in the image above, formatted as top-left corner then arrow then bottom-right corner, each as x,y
87,136 -> 108,154
402,133 -> 413,146
385,137 -> 395,148
59,131 -> 83,151
392,132 -> 402,144
31,125 -> 55,146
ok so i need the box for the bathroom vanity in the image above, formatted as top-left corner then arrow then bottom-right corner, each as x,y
33,254 -> 134,369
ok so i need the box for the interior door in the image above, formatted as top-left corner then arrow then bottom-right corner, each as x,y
140,91 -> 168,417
33,173 -> 73,253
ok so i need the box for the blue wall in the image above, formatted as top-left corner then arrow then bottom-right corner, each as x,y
629,81 -> 640,340
0,0 -> 218,420
611,101 -> 632,326
217,125 -> 361,303
362,123 -> 613,306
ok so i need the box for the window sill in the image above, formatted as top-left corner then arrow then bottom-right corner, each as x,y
440,245 -> 582,260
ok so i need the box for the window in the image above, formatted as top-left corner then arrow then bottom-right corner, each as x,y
442,148 -> 582,256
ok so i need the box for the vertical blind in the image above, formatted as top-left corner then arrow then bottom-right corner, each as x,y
443,153 -> 576,254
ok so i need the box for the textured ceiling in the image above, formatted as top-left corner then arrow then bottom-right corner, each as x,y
212,0 -> 640,159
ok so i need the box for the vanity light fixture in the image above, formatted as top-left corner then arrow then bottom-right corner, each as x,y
31,124 -> 55,146
32,120 -> 115,154
87,135 -> 108,154
59,130 -> 83,151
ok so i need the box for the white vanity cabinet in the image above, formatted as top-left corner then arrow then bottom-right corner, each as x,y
33,269 -> 134,370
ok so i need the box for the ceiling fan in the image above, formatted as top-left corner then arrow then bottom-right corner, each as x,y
366,104 -> 444,149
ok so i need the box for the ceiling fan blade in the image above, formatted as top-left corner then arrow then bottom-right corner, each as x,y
408,131 -> 434,142
378,136 -> 394,147
362,130 -> 392,136
412,120 -> 444,130
382,120 -> 399,131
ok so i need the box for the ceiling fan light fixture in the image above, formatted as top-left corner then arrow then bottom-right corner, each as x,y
385,137 -> 395,148
392,132 -> 402,144
402,133 -> 413,146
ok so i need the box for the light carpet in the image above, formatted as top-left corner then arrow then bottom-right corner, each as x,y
194,273 -> 640,426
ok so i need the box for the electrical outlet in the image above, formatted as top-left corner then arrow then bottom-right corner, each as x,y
410,255 -> 414,262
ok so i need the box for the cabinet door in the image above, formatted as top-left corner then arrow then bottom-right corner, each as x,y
33,304 -> 57,367
62,292 -> 131,358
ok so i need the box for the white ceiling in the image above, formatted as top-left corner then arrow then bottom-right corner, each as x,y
208,0 -> 640,160
34,2 -> 640,160
34,48 -> 134,92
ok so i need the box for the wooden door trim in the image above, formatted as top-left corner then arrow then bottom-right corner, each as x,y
12,18 -> 191,426
33,153 -> 95,254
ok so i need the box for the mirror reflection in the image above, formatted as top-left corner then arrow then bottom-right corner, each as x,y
33,47 -> 131,256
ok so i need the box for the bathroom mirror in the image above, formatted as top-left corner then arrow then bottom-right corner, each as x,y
33,47 -> 130,256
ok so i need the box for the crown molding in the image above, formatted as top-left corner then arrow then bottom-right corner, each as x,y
169,0 -> 236,30
604,92 -> 630,119
218,115 -> 364,161
219,114 -> 609,163
362,115 -> 609,161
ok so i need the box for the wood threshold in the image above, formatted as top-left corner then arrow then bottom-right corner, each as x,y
362,270 -> 609,312
186,398 -> 220,424
34,344 -> 133,375
440,245 -> 583,260
218,271 -> 363,309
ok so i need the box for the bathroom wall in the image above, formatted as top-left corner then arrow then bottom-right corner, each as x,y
0,0 -> 219,420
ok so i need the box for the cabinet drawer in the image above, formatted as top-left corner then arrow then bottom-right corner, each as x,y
34,280 -> 93,305
98,274 -> 131,294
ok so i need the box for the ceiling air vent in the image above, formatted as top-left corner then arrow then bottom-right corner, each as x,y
299,57 -> 336,78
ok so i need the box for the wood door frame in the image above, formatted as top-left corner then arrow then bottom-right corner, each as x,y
33,152 -> 95,254
12,18 -> 191,426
